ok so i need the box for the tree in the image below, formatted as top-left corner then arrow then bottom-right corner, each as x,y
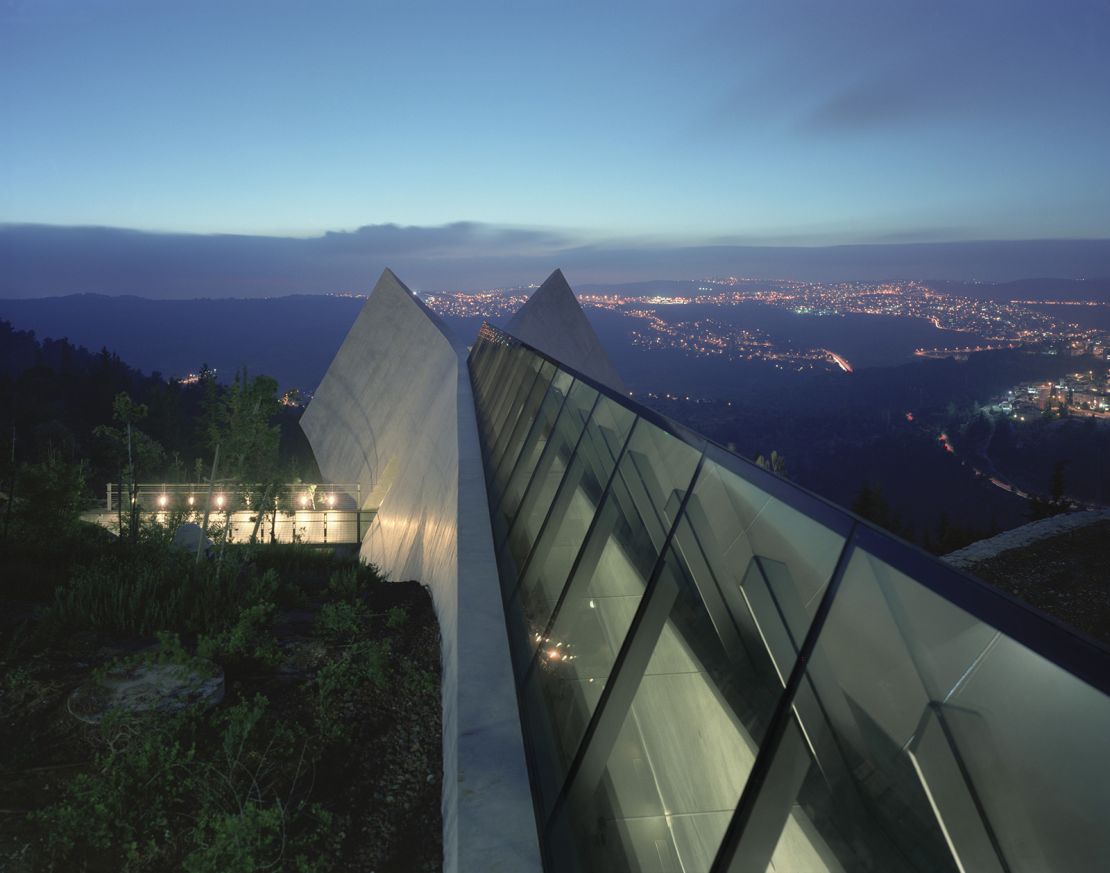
92,392 -> 165,541
14,448 -> 87,539
201,368 -> 282,545
1050,459 -> 1068,504
754,450 -> 787,476
851,482 -> 911,540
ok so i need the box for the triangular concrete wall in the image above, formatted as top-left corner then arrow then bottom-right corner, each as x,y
301,269 -> 540,873
505,268 -> 628,394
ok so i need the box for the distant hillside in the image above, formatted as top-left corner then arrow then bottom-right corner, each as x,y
0,294 -> 367,391
926,277 -> 1110,302
0,319 -> 317,489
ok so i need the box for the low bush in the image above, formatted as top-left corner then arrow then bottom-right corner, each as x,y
315,640 -> 388,744
34,694 -> 341,873
45,545 -> 240,640
313,600 -> 366,643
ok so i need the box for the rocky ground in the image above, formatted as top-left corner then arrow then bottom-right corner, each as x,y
956,517 -> 1110,646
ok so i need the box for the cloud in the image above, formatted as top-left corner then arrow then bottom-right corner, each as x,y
799,76 -> 929,133
316,222 -> 577,257
1,222 -> 1109,298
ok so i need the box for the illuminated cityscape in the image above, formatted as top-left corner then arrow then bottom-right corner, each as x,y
423,280 -> 1110,373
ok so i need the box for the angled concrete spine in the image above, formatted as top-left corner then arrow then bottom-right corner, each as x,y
506,268 -> 628,394
301,269 -> 541,873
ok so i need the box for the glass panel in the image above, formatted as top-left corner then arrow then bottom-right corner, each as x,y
512,395 -> 635,632
472,339 -> 503,407
494,373 -> 590,548
471,329 -> 1110,873
669,517 -> 785,745
940,635 -> 1110,872
571,545 -> 787,873
475,341 -> 517,444
484,347 -> 539,458
520,422 -> 701,802
682,458 -> 847,685
488,358 -> 554,476
755,549 -> 1010,873
490,368 -> 572,514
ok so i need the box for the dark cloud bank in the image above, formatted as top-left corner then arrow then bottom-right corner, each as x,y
2,222 -> 1109,298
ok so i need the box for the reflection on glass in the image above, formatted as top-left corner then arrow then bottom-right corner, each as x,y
491,369 -> 575,537
466,330 -> 1110,873
574,547 -> 788,872
760,550 -> 1023,872
488,359 -> 555,477
522,424 -> 701,801
513,397 -> 636,631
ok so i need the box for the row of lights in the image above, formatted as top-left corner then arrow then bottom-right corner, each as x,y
152,493 -> 338,509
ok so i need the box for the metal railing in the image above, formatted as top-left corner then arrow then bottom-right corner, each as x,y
97,483 -> 371,545
105,482 -> 362,513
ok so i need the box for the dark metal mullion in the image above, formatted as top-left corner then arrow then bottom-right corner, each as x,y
752,556 -> 809,655
487,362 -> 545,477
484,352 -> 535,465
468,339 -> 495,407
927,703 -> 1014,872
750,556 -> 873,797
518,418 -> 641,687
505,393 -> 603,593
675,497 -> 750,664
474,342 -> 514,442
491,378 -> 568,522
466,355 -> 500,473
490,369 -> 555,497
620,446 -> 672,549
494,385 -> 579,552
710,522 -> 860,873
545,451 -> 708,833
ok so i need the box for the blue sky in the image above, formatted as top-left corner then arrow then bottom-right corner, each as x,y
1,0 -> 1109,292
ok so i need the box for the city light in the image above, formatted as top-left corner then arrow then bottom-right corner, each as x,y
424,281 -> 1110,371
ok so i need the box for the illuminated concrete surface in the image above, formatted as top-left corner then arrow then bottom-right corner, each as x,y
506,269 -> 628,395
302,269 -> 540,872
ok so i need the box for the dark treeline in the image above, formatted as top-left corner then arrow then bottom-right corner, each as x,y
0,319 -> 318,506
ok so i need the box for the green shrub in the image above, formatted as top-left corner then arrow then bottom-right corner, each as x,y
184,803 -> 286,873
34,693 -> 335,872
315,641 -> 388,743
46,545 -> 240,639
34,712 -> 197,870
184,695 -> 299,872
197,602 -> 281,669
11,451 -> 88,539
327,565 -> 362,601
313,600 -> 366,643
385,605 -> 408,629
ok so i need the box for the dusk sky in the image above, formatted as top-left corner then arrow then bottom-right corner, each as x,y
3,0 -> 1110,294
